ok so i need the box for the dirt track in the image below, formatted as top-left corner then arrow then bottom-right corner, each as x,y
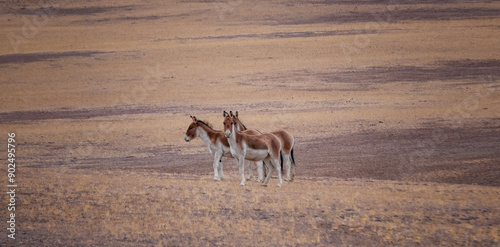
1,0 -> 499,246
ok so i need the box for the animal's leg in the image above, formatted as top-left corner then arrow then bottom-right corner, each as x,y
248,160 -> 253,181
219,157 -> 224,180
283,154 -> 292,182
213,153 -> 222,181
262,161 -> 268,180
263,158 -> 273,186
256,161 -> 264,183
272,157 -> 283,188
239,156 -> 246,186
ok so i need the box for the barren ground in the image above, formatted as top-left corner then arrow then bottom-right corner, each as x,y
0,0 -> 499,246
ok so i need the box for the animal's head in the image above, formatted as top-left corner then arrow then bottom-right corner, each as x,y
184,116 -> 198,142
223,111 -> 237,138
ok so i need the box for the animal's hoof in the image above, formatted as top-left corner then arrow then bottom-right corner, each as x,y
262,184 -> 268,187
277,184 -> 282,188
240,183 -> 245,186
284,178 -> 290,182
214,178 -> 221,182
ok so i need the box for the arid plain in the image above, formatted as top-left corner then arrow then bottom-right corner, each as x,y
0,0 -> 499,246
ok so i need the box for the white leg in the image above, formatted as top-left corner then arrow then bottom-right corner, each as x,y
213,153 -> 222,181
283,154 -> 291,182
248,160 -> 253,181
256,161 -> 264,182
263,158 -> 273,186
273,158 -> 283,188
239,156 -> 246,186
219,158 -> 224,180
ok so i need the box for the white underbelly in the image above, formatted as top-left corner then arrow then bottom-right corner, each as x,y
219,145 -> 232,157
245,149 -> 269,161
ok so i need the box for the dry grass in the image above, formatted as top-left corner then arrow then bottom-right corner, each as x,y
1,0 -> 499,246
4,167 -> 498,246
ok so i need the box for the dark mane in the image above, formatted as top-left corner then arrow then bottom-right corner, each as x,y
196,120 -> 214,131
237,118 -> 247,130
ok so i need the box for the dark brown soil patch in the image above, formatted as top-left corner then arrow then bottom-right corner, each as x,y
0,100 -> 347,124
0,105 -> 174,123
12,5 -> 136,16
174,29 -> 382,42
0,51 -> 112,65
308,0 -> 462,5
88,11 -> 206,23
321,59 -> 500,84
244,59 -> 500,91
301,120 -> 500,186
281,7 -> 500,25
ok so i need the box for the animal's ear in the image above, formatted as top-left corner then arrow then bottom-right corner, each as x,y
230,111 -> 233,117
191,116 -> 197,122
223,111 -> 228,117
235,111 -> 238,117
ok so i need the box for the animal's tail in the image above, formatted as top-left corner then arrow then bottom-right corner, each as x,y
262,161 -> 267,178
291,147 -> 295,168
280,150 -> 284,174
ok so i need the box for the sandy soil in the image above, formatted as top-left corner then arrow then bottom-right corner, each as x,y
0,0 -> 499,246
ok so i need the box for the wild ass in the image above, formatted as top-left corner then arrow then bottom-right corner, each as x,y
184,116 -> 261,181
233,111 -> 296,182
223,111 -> 264,182
223,113 -> 283,187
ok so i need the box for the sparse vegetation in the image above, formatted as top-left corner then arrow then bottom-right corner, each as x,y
7,168 -> 498,246
1,0 -> 499,246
